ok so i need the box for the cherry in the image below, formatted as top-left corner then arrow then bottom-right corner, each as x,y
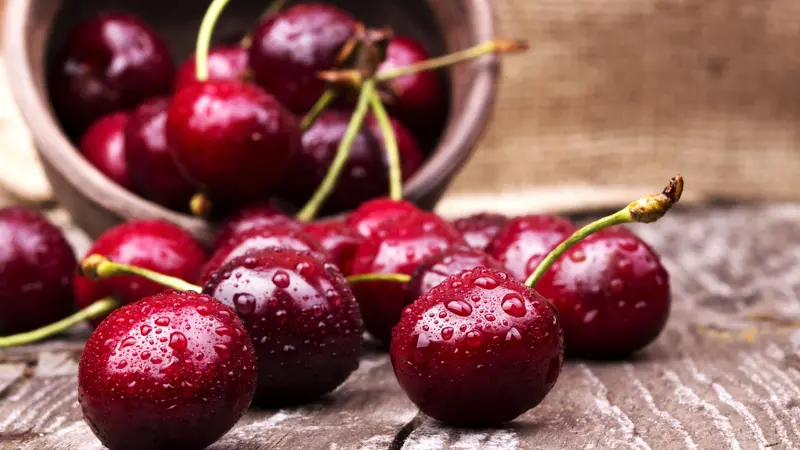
203,248 -> 363,405
174,45 -> 249,91
79,112 -> 133,190
452,213 -> 509,252
212,202 -> 297,251
78,290 -> 257,450
390,267 -> 564,427
125,97 -> 194,211
74,220 -> 206,325
350,211 -> 466,344
49,13 -> 173,134
345,198 -> 419,238
487,215 -> 578,282
0,207 -> 76,335
302,219 -> 363,275
248,3 -> 356,113
405,246 -> 504,304
167,80 -> 300,207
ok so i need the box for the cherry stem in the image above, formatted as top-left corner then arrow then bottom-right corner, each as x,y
346,273 -> 411,284
525,174 -> 684,288
80,254 -> 203,293
300,88 -> 340,131
0,298 -> 118,348
369,92 -> 402,201
240,0 -> 288,49
296,79 -> 376,222
195,0 -> 232,81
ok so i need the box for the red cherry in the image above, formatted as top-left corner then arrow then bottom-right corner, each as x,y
125,97 -> 194,210
203,248 -> 363,405
405,246 -> 504,303
302,219 -> 363,275
174,45 -> 249,91
79,112 -> 133,190
345,198 -> 419,238
487,215 -> 578,282
350,211 -> 466,343
248,3 -> 356,113
166,80 -> 300,205
534,228 -> 670,358
212,202 -> 297,251
390,267 -> 564,426
74,220 -> 206,325
451,213 -> 509,252
49,13 -> 173,133
78,290 -> 256,450
277,110 -> 423,213
0,207 -> 76,335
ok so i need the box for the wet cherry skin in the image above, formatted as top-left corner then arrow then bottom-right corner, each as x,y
534,227 -> 670,358
212,202 -> 297,251
405,246 -> 504,304
249,3 -> 356,113
203,248 -> 363,405
78,290 -> 257,450
73,220 -> 206,325
390,267 -> 564,427
79,112 -> 133,190
125,97 -> 194,210
345,198 -> 419,238
350,211 -> 466,344
166,80 -> 301,205
174,45 -> 249,91
452,213 -> 509,252
49,13 -> 174,134
487,215 -> 578,282
0,207 -> 76,335
302,219 -> 363,276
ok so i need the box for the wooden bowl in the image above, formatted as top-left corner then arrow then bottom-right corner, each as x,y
4,0 -> 498,243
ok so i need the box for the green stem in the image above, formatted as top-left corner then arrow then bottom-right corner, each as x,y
369,93 -> 402,201
195,0 -> 232,81
300,88 -> 339,131
346,273 -> 411,284
0,298 -> 119,348
80,255 -> 202,293
296,80 -> 376,222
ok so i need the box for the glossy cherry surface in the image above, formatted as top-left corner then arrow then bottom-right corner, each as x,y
49,13 -> 173,133
78,290 -> 257,450
534,227 -> 670,358
390,267 -> 564,427
203,248 -> 363,405
350,211 -> 466,344
249,3 -> 356,113
74,220 -> 206,325
345,198 -> 419,238
0,207 -> 76,335
125,97 -> 194,210
167,80 -> 300,204
405,246 -> 504,303
487,215 -> 578,282
174,45 -> 249,91
302,220 -> 363,275
452,213 -> 509,252
79,112 -> 133,190
212,202 -> 297,251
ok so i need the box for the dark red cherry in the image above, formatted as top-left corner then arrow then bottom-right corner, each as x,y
302,219 -> 363,275
174,45 -> 249,91
350,211 -> 466,344
49,13 -> 173,133
212,202 -> 297,251
345,198 -> 419,238
390,267 -> 564,427
78,290 -> 257,450
125,97 -> 194,210
452,213 -> 509,252
487,215 -> 578,282
249,3 -> 356,113
405,246 -> 504,303
74,220 -> 206,325
79,112 -> 133,190
0,207 -> 76,335
534,227 -> 670,358
166,80 -> 300,205
203,248 -> 363,405
277,110 -> 423,213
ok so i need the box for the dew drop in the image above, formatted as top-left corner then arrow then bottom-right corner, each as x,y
168,332 -> 187,351
609,278 -> 624,294
118,336 -> 137,350
150,356 -> 163,364
422,325 -> 430,331
213,344 -> 230,357
583,309 -> 598,323
616,259 -> 633,274
484,314 -> 496,322
450,281 -> 463,289
116,360 -> 127,369
635,301 -> 647,309
501,293 -> 526,317
445,299 -> 473,316
569,251 -> 586,262
140,351 -> 151,360
438,311 -> 447,319
506,327 -> 522,341
233,293 -> 256,315
296,262 -> 314,276
215,326 -> 232,336
473,277 -> 498,289
620,240 -> 639,252
441,327 -> 454,340
466,330 -> 482,346
272,271 -> 291,288
140,325 -> 152,336
155,317 -> 170,327
195,352 -> 205,361
196,305 -> 211,316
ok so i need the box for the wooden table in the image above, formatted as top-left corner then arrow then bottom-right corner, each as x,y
1,204 -> 799,449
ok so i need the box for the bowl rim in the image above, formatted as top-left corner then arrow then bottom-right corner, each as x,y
3,0 -> 498,227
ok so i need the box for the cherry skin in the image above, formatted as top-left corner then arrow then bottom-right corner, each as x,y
534,227 -> 670,358
49,13 -> 173,134
79,112 -> 133,190
78,290 -> 257,450
487,215 -> 578,282
390,267 -> 564,427
405,246 -> 504,304
166,80 -> 300,205
0,207 -> 76,335
452,213 -> 509,252
212,202 -> 297,251
73,220 -> 206,325
125,97 -> 194,211
203,248 -> 363,405
301,220 -> 363,276
345,198 -> 419,238
350,211 -> 466,344
174,45 -> 249,91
